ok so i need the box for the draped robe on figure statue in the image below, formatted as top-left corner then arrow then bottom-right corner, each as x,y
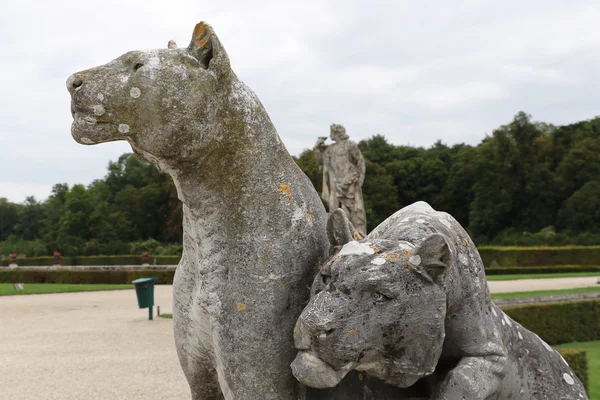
314,124 -> 367,236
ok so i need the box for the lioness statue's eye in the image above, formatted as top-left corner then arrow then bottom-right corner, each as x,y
371,292 -> 385,302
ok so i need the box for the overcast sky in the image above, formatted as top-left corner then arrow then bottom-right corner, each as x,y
1,0 -> 599,203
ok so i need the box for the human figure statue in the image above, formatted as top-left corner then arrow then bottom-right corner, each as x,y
314,124 -> 367,236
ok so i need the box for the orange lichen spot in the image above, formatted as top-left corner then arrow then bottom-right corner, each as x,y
317,265 -> 323,270
383,253 -> 400,263
447,302 -> 453,309
349,329 -> 355,335
306,213 -> 313,221
462,240 -> 468,247
402,249 -> 413,255
278,184 -> 292,197
371,245 -> 381,253
403,262 -> 410,269
237,303 -> 246,311
193,22 -> 209,40
191,23 -> 211,50
353,231 -> 364,241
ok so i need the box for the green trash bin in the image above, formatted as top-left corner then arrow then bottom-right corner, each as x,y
132,277 -> 156,320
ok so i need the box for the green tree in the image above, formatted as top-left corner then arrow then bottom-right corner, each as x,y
557,180 -> 600,232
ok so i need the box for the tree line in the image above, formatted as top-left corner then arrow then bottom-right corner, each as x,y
1,111 -> 599,257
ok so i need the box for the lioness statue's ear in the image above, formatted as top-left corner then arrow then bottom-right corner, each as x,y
414,233 -> 450,284
327,209 -> 364,249
188,22 -> 231,79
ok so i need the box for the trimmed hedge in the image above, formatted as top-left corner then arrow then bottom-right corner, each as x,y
4,246 -> 600,268
557,349 -> 588,392
479,246 -> 600,267
503,299 -> 600,345
0,269 -> 175,284
0,255 -> 180,267
485,265 -> 600,275
502,301 -> 595,392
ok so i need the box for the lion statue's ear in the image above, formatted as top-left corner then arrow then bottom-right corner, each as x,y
326,209 -> 364,250
414,233 -> 450,284
188,22 -> 231,80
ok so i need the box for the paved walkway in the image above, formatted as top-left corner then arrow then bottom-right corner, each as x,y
0,286 -> 190,400
488,276 -> 600,293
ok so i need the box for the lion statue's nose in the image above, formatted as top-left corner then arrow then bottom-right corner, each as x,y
66,75 -> 83,93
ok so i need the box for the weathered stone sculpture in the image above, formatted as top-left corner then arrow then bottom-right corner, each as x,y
314,124 -> 367,236
66,21 -> 403,400
292,203 -> 588,400
66,22 -> 332,399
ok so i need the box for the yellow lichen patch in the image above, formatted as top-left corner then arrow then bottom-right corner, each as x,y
349,329 -> 355,335
237,303 -> 246,311
294,327 -> 299,333
371,245 -> 381,253
334,245 -> 342,252
462,240 -> 468,247
353,231 -> 364,241
191,23 -> 211,50
402,249 -> 413,255
358,373 -> 363,381
278,184 -> 292,197
193,22 -> 209,40
383,253 -> 401,263
229,369 -> 235,377
279,281 -> 284,287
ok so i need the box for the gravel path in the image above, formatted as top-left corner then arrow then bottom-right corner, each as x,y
488,276 -> 600,293
0,286 -> 190,400
2,277 -> 599,399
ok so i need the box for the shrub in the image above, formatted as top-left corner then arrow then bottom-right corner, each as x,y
0,255 -> 180,267
557,349 -> 588,392
0,269 -> 175,284
502,299 -> 600,345
479,246 -> 600,267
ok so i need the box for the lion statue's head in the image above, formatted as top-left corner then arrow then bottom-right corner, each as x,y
291,209 -> 453,389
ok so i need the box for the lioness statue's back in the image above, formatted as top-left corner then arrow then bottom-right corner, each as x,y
66,21 -> 403,399
293,203 -> 588,399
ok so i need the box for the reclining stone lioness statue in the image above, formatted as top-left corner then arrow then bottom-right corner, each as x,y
292,202 -> 588,399
66,21 -> 405,400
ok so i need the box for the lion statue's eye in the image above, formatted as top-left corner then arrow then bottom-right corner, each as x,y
371,292 -> 385,302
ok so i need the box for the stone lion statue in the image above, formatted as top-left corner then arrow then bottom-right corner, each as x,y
292,202 -> 588,400
66,20 -> 406,400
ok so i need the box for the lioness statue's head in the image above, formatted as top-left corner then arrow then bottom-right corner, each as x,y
66,22 -> 260,172
291,209 -> 451,389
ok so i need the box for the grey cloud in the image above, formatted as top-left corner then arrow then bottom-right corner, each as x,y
1,0 -> 599,203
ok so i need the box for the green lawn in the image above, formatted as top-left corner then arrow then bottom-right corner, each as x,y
487,272 -> 600,281
0,283 -> 132,296
491,286 -> 600,300
556,341 -> 600,399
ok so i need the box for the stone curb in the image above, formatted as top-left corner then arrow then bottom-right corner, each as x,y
0,265 -> 177,271
495,292 -> 600,306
